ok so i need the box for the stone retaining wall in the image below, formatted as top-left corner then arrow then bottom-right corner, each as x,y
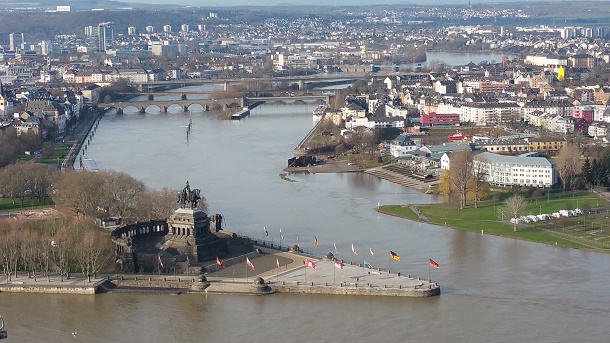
111,276 -> 207,291
0,284 -> 97,295
274,283 -> 440,297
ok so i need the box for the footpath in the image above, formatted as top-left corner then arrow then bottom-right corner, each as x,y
62,110 -> 102,169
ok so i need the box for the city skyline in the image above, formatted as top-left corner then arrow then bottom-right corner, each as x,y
119,0 -> 556,7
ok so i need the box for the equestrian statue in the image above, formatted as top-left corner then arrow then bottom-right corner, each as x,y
177,181 -> 202,209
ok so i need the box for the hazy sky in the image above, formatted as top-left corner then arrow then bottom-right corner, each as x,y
123,0 -> 532,7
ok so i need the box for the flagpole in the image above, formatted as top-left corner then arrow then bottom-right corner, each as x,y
428,262 -> 431,282
333,260 -> 336,285
362,259 -> 365,277
304,261 -> 307,285
246,261 -> 248,282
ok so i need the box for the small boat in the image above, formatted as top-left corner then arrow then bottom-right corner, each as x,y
0,315 -> 7,339
447,131 -> 473,142
230,107 -> 250,120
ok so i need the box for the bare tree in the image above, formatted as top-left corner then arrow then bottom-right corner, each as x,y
346,127 -> 376,155
26,163 -> 55,204
53,170 -> 106,217
504,194 -> 527,232
450,148 -> 473,209
50,222 -> 77,282
0,163 -> 30,207
100,170 -> 146,220
74,223 -> 111,282
19,228 -> 42,280
555,144 -> 581,191
470,155 -> 488,208
134,187 -> 181,221
0,223 -> 16,281
0,223 -> 22,280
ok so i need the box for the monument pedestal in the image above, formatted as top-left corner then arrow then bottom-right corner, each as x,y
164,208 -> 227,263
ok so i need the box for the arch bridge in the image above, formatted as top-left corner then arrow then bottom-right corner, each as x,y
243,95 -> 330,107
111,97 -> 243,114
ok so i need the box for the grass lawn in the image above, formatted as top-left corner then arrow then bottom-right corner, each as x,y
377,205 -> 420,221
37,144 -> 71,164
0,197 -> 54,211
380,191 -> 610,252
336,153 -> 393,168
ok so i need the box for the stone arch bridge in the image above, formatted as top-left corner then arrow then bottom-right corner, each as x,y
111,97 -> 243,114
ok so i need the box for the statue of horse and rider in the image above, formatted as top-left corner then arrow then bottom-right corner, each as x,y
177,181 -> 202,209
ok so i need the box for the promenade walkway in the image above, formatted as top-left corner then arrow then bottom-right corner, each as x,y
205,245 -> 439,297
0,274 -> 106,294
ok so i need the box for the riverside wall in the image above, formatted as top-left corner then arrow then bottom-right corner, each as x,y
274,282 -> 440,297
0,283 -> 100,295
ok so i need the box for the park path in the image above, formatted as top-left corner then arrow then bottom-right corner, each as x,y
409,205 -> 429,222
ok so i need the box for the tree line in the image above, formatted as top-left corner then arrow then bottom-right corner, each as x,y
0,162 -> 206,222
0,217 -> 109,282
0,127 -> 42,168
580,149 -> 610,189
0,164 -> 208,279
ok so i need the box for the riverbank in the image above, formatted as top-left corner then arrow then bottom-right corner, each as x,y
1,243 -> 439,297
378,191 -> 610,252
62,109 -> 103,169
104,245 -> 439,297
284,159 -> 363,173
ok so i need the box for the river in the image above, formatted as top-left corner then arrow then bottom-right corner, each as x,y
404,51 -> 515,68
1,98 -> 609,342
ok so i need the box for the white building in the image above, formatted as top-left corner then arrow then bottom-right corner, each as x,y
384,104 -> 408,118
390,134 -> 418,157
473,152 -> 556,188
524,54 -> 567,69
588,121 -> 610,140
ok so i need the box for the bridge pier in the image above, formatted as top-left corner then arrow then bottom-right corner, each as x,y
183,105 -> 189,112
181,93 -> 187,100
148,94 -> 154,101
204,104 -> 209,111
298,80 -> 305,90
223,82 -> 228,91
116,108 -> 123,115
140,107 -> 146,114
163,106 -> 169,113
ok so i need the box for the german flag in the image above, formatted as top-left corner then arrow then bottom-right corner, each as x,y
429,258 -> 440,269
216,256 -> 225,269
390,251 -> 400,261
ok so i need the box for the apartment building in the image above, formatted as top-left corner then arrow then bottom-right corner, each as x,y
473,152 -> 556,188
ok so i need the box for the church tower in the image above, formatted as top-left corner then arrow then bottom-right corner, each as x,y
0,81 -> 13,119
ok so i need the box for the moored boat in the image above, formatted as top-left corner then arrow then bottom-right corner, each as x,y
447,131 -> 473,142
230,107 -> 251,120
